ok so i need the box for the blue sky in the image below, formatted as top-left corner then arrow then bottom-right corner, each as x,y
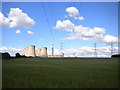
1,2 -> 118,57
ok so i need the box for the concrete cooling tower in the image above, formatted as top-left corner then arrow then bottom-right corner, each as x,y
40,47 -> 47,57
24,47 -> 28,56
22,49 -> 25,56
22,45 -> 48,57
35,50 -> 38,56
27,45 -> 36,57
36,48 -> 41,57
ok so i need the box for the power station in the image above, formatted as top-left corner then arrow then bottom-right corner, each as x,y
22,45 -> 48,57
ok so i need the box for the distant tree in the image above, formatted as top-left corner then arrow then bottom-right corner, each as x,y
15,53 -> 21,58
111,54 -> 120,58
2,52 -> 10,60
0,53 -> 1,60
21,55 -> 26,58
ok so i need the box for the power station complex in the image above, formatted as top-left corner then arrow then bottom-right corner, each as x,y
22,45 -> 47,57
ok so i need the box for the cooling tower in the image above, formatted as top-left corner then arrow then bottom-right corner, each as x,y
35,50 -> 38,56
36,48 -> 41,57
27,45 -> 36,57
40,47 -> 47,57
25,47 -> 28,56
22,49 -> 25,56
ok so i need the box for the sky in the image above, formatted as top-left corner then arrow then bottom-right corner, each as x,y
0,2 -> 119,57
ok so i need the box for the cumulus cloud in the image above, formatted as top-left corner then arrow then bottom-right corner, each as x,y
74,16 -> 85,20
101,34 -> 118,44
53,6 -> 118,44
65,7 -> 84,20
54,19 -> 118,45
54,20 -> 75,32
0,12 -> 10,27
75,25 -> 105,35
0,8 -> 35,28
0,46 -> 22,56
0,47 -> 21,52
16,30 -> 21,34
54,6 -> 118,45
62,24 -> 118,45
68,46 -> 118,57
64,25 -> 106,41
47,46 -> 118,57
66,7 -> 79,17
27,30 -> 34,34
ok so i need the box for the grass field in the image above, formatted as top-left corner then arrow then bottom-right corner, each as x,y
2,57 -> 118,88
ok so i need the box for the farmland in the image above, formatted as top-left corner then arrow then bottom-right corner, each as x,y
2,57 -> 118,88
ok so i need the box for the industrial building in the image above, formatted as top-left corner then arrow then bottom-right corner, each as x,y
22,45 -> 48,57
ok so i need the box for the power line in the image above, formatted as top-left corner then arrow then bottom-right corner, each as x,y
48,3 -> 57,43
41,2 -> 56,43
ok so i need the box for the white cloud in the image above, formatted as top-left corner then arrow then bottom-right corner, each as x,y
0,12 -> 10,27
101,34 -> 118,44
0,47 -> 21,52
62,24 -> 118,45
0,46 -> 22,56
54,17 -> 118,45
0,8 -> 35,28
54,20 -> 75,32
64,25 -> 106,41
72,46 -> 118,57
74,16 -> 85,20
64,33 -> 118,45
16,30 -> 21,34
65,7 -> 84,20
54,19 -> 118,45
27,30 -> 34,34
66,7 -> 79,17
47,46 -> 118,57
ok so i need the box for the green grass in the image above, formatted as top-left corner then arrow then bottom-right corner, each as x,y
2,58 -> 118,88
